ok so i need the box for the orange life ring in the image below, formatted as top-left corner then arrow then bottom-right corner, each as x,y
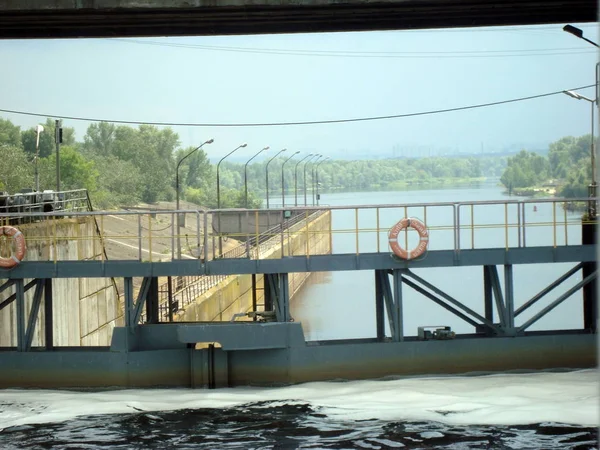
388,217 -> 429,260
0,226 -> 26,269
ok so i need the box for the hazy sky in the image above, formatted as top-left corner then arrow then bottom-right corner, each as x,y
0,23 -> 597,162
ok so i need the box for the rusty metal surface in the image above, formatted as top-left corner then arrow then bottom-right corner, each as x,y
0,0 -> 595,39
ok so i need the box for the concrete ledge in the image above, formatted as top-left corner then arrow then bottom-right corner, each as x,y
177,322 -> 306,350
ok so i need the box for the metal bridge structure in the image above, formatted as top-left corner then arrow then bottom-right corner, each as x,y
0,198 -> 596,387
0,0 -> 595,39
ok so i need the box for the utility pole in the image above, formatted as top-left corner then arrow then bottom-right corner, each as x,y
55,120 -> 62,192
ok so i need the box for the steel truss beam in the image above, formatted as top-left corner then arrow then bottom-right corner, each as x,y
375,269 -> 405,342
265,273 -> 291,322
517,270 -> 598,333
123,277 -> 159,327
515,263 -> 584,317
400,269 -> 503,334
1,279 -> 51,351
0,279 -> 37,311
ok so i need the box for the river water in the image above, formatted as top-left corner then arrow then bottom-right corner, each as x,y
0,185 -> 597,449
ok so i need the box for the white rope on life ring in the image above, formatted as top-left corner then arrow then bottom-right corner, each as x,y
388,217 -> 429,260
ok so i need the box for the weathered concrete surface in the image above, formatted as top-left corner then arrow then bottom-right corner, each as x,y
0,1 -> 594,39
179,211 -> 332,322
0,218 -> 119,347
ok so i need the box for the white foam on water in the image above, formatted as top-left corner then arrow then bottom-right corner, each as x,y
0,370 -> 597,431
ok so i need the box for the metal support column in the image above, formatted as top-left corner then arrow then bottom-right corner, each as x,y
485,265 -> 507,328
278,273 -> 290,322
146,277 -> 159,324
24,280 -> 44,351
504,264 -> 515,330
44,278 -> 53,350
167,276 -> 174,322
15,279 -> 25,352
375,270 -> 385,341
251,274 -> 257,317
124,277 -> 134,330
483,265 -> 494,323
392,269 -> 404,342
582,217 -> 597,332
379,270 -> 397,340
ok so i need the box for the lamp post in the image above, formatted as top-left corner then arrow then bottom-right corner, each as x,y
563,25 -> 600,48
175,138 -> 214,259
282,151 -> 299,208
563,24 -> 600,122
265,148 -> 286,209
304,155 -> 321,206
564,90 -> 597,217
216,143 -> 247,257
34,125 -> 44,192
314,156 -> 330,206
294,154 -> 313,206
244,146 -> 269,208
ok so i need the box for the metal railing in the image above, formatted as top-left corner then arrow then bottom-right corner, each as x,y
0,189 -> 90,225
0,197 -> 594,266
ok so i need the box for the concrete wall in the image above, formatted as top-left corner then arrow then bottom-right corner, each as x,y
179,211 -> 332,322
0,218 -> 119,347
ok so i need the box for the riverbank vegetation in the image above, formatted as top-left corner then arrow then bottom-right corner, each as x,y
500,134 -> 592,199
1,117 -> 506,209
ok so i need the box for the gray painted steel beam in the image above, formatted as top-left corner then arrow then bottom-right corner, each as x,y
0,280 -> 14,295
486,265 -> 507,328
279,273 -> 290,322
132,277 -> 151,327
401,276 -> 480,329
517,270 -> 598,333
0,279 -> 38,311
515,263 -> 584,317
44,279 -> 53,350
403,269 -> 500,334
15,279 -> 25,352
124,277 -> 134,331
375,270 -> 384,341
380,270 -> 397,339
504,265 -> 515,329
483,265 -> 493,323
392,269 -> 404,342
1,246 -> 594,279
24,280 -> 44,351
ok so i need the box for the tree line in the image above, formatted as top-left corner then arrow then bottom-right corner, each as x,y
1,117 -> 506,209
500,134 -> 592,197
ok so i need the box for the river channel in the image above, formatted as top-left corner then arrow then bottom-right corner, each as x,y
291,184 -> 585,341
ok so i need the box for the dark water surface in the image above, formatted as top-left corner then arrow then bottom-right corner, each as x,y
0,403 -> 596,450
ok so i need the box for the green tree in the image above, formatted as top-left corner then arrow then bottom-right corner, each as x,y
0,145 -> 33,192
0,119 -> 21,148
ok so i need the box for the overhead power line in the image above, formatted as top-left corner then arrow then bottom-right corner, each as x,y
0,84 -> 595,128
106,38 -> 595,58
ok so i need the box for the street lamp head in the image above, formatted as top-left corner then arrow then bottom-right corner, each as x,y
293,151 -> 300,156
263,146 -> 270,151
564,90 -> 583,100
36,125 -> 44,133
205,139 -> 214,145
563,24 -> 583,38
241,143 -> 248,148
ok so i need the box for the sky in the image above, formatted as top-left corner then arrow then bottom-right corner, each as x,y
0,23 -> 598,162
